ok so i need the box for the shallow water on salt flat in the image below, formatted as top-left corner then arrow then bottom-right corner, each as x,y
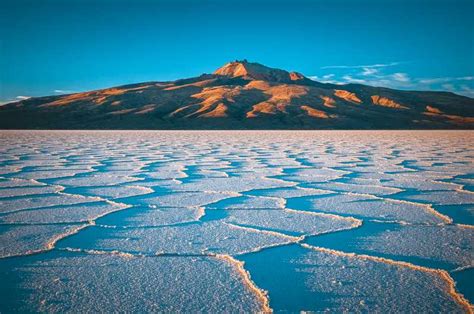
0,130 -> 473,313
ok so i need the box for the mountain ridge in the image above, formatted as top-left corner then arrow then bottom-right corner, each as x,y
1,60 -> 473,129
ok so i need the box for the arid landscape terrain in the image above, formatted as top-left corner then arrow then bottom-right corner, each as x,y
1,61 -> 473,129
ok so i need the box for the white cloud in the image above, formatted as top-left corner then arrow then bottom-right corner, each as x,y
0,95 -> 32,105
416,77 -> 474,97
418,76 -> 474,84
361,67 -> 378,76
322,74 -> 335,80
342,75 -> 367,84
308,74 -> 342,85
458,85 -> 474,97
315,62 -> 414,88
54,89 -> 76,94
460,84 -> 474,91
391,73 -> 410,82
310,62 -> 474,98
321,62 -> 401,70
441,83 -> 455,90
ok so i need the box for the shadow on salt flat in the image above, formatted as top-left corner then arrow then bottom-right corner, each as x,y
434,204 -> 474,225
286,193 -> 445,224
0,202 -> 127,224
241,243 -> 465,313
56,221 -> 290,256
305,221 -> 473,271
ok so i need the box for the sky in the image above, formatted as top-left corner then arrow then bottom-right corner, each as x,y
1,0 -> 473,103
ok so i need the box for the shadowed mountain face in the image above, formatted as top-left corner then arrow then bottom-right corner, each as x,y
1,60 -> 473,129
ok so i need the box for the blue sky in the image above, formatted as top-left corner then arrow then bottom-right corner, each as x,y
1,0 -> 473,103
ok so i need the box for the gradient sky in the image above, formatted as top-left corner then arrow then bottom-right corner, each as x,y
1,0 -> 473,103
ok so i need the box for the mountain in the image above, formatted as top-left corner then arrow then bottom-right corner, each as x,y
1,60 -> 473,129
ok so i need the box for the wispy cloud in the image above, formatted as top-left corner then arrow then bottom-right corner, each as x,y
361,67 -> 378,76
54,89 -> 76,94
313,61 -> 414,89
0,96 -> 30,106
341,75 -> 367,84
391,73 -> 410,82
309,67 -> 474,98
418,76 -> 474,84
416,76 -> 474,97
321,62 -> 402,70
307,74 -> 342,85
439,83 -> 474,98
322,74 -> 335,80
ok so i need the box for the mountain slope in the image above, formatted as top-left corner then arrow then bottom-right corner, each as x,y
1,60 -> 473,129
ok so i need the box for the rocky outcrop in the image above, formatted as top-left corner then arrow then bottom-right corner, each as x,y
371,95 -> 408,109
334,90 -> 362,103
300,106 -> 332,119
423,106 -> 474,125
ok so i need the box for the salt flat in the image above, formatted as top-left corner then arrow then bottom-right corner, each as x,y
0,130 -> 473,313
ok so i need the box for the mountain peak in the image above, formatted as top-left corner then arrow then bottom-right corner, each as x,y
214,60 -> 306,82
213,60 -> 252,77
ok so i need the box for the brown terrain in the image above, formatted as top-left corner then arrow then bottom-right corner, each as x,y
1,60 -> 473,129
